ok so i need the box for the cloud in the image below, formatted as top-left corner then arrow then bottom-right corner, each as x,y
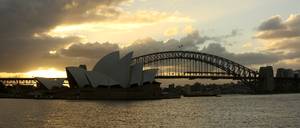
60,30 -> 279,68
183,25 -> 195,34
201,43 -> 280,65
257,15 -> 286,31
47,10 -> 194,38
115,10 -> 193,24
164,27 -> 179,37
263,37 -> 300,60
0,0 -> 130,72
0,0 -> 195,72
0,0 -> 129,38
256,13 -> 300,69
59,30 -> 220,59
2,0 -> 297,73
256,14 -> 300,39
275,58 -> 300,69
223,29 -> 241,38
265,37 -> 300,52
60,42 -> 119,59
60,31 -> 210,59
0,35 -> 80,72
242,42 -> 253,49
257,14 -> 300,54
123,30 -> 215,56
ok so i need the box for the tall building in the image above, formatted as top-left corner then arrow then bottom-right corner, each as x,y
276,68 -> 295,78
258,66 -> 275,92
276,68 -> 300,78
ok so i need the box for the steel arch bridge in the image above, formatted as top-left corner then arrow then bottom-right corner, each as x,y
132,51 -> 259,82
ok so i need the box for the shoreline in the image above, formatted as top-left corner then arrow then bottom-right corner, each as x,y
1,92 -> 300,101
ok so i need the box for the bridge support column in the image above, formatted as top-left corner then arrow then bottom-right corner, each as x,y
257,66 -> 275,93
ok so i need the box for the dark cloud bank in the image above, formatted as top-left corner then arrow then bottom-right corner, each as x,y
257,14 -> 300,39
0,0 -> 299,72
60,30 -> 279,69
0,0 -> 128,72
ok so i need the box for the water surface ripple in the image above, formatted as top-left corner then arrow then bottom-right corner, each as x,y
0,94 -> 300,128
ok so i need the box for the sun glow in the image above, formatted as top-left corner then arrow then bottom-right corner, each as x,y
49,50 -> 57,55
26,68 -> 66,78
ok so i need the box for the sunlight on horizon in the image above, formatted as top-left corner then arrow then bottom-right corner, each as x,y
26,68 -> 66,78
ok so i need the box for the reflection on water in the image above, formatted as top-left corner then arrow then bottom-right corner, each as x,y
0,94 -> 300,128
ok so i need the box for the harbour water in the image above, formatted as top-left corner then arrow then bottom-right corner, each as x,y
0,94 -> 300,128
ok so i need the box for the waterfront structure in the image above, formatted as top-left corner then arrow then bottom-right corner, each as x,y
35,77 -> 65,90
258,66 -> 275,92
66,51 -> 158,88
296,70 -> 300,78
276,68 -> 298,78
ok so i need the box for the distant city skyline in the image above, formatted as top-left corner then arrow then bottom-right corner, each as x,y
0,0 -> 300,78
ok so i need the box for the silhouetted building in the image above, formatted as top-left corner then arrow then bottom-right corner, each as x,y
66,51 -> 158,88
276,68 -> 294,78
0,81 -> 5,91
258,66 -> 275,92
275,68 -> 300,93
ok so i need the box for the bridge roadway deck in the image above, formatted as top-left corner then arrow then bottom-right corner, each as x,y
155,75 -> 259,80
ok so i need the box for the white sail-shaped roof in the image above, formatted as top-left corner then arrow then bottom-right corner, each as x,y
143,69 -> 158,83
85,71 -> 119,88
130,63 -> 143,85
66,67 -> 90,88
117,52 -> 133,88
92,51 -> 120,80
35,77 -> 64,90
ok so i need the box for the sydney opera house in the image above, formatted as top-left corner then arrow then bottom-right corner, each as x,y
66,51 -> 158,89
36,51 -> 163,99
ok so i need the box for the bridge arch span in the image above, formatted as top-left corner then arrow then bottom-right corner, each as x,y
132,51 -> 258,81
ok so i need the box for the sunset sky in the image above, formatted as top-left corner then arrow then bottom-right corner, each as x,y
0,0 -> 300,78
